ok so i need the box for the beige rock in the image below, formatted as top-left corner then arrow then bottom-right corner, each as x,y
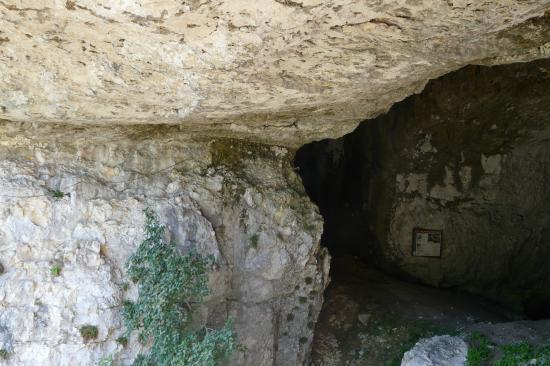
0,127 -> 329,366
0,1 -> 549,145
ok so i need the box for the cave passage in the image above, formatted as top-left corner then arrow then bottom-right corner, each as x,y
294,59 -> 550,325
296,59 -> 550,365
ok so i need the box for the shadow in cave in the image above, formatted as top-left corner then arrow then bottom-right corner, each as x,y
294,59 -> 550,364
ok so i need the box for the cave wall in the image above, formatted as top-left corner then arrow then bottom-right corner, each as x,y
297,59 -> 550,312
0,123 -> 330,365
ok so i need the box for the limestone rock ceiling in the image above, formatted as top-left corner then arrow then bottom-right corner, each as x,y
1,0 -> 549,145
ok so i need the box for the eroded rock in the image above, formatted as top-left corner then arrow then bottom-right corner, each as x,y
0,125 -> 330,365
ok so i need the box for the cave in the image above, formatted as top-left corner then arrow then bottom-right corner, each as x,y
2,3 -> 550,365
295,59 -> 550,364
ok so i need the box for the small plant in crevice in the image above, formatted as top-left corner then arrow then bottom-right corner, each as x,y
122,208 -> 235,365
48,189 -> 65,199
249,233 -> 259,249
79,324 -> 99,342
50,263 -> 62,277
116,336 -> 128,347
0,348 -> 8,359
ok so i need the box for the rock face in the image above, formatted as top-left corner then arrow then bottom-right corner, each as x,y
0,1 -> 549,144
401,336 -> 468,366
296,59 -> 550,313
0,123 -> 330,365
466,320 -> 550,347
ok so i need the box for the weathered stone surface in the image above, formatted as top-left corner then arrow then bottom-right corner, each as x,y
0,124 -> 330,365
466,320 -> 550,347
401,335 -> 467,366
1,1 -> 549,145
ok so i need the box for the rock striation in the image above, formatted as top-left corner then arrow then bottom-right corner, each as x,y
0,1 -> 549,144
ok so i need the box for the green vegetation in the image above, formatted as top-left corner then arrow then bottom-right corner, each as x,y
122,209 -> 235,366
465,331 -> 550,366
50,190 -> 65,199
387,320 -> 458,366
0,349 -> 8,359
116,336 -> 128,347
249,234 -> 259,249
98,355 -> 115,366
50,263 -> 62,277
467,332 -> 492,366
79,324 -> 99,341
495,343 -> 550,366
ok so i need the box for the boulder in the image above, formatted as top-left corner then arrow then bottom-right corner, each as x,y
401,335 -> 468,366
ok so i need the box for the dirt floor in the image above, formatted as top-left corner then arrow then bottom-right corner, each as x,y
310,256 -> 520,366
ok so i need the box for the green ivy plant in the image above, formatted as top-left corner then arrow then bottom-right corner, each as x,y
122,209 -> 235,366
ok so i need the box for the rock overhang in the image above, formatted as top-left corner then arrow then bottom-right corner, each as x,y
0,1 -> 549,146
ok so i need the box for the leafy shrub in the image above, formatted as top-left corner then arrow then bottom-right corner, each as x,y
122,209 -> 235,365
79,324 -> 98,341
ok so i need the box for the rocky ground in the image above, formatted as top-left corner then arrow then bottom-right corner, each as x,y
310,256 -> 533,366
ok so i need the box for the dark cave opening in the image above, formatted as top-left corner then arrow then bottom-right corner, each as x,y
294,59 -> 550,331
293,129 -> 380,262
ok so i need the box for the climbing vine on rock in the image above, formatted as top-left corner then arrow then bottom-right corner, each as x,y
123,209 -> 235,366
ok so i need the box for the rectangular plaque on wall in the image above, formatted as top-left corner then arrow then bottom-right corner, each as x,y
412,228 -> 442,257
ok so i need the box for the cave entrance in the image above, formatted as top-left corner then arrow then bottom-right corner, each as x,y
295,59 -> 550,364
